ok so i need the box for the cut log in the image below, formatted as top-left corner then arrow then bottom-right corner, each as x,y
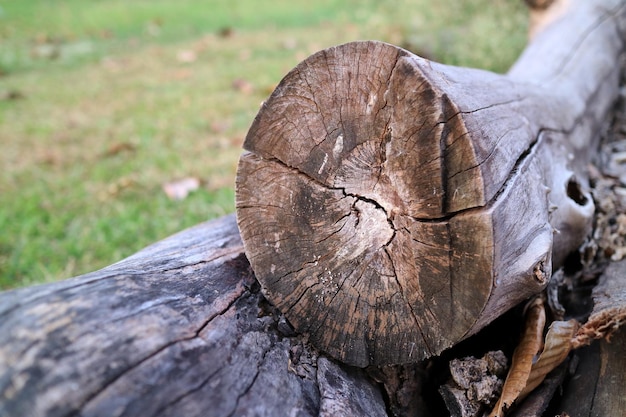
235,0 -> 626,367
0,215 -> 387,417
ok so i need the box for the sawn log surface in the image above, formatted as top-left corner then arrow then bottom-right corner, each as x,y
236,0 -> 626,366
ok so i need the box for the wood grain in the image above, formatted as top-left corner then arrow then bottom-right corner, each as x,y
556,259 -> 626,416
557,329 -> 626,416
236,0 -> 626,366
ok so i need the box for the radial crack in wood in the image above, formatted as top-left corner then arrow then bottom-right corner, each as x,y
236,45 -> 547,366
236,0 -> 624,367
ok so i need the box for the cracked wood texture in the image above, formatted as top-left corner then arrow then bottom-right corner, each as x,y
236,0 -> 626,367
0,215 -> 387,417
554,260 -> 626,417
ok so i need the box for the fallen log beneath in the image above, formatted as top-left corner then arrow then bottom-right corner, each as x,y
1,215 -> 623,417
0,215 -> 387,417
236,0 -> 626,367
556,258 -> 626,416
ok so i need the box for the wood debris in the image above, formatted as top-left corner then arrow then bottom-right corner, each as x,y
439,351 -> 508,417
519,319 -> 577,399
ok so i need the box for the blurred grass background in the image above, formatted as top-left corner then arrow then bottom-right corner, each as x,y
0,0 -> 528,289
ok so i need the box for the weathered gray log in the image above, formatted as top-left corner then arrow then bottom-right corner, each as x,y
235,0 -> 626,367
0,215 -> 387,417
557,328 -> 626,416
556,259 -> 626,416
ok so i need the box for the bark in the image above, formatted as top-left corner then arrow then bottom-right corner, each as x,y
572,257 -> 626,347
236,0 -> 626,367
1,216 -> 621,416
555,259 -> 626,416
557,331 -> 626,416
0,215 -> 387,417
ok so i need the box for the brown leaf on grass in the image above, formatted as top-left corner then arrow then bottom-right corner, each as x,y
232,78 -> 254,95
103,142 -> 136,157
489,297 -> 545,417
106,176 -> 135,197
1,89 -> 25,101
572,260 -> 626,348
210,121 -> 231,134
36,149 -> 62,166
162,177 -> 201,200
519,319 -> 578,400
217,27 -> 234,38
176,49 -> 197,63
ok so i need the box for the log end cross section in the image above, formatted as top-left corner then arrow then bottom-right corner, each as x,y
237,0 -> 624,367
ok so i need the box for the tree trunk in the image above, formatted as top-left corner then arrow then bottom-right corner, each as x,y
235,0 -> 626,367
0,215 -> 387,417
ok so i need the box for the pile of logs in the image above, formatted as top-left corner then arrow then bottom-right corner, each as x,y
1,0 -> 624,416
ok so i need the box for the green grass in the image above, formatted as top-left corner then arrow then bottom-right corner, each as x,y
0,0 -> 528,289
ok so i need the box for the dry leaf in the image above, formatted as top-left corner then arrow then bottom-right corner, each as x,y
103,142 -> 136,157
99,176 -> 136,200
162,177 -> 200,200
177,49 -> 197,63
217,27 -> 234,38
232,78 -> 254,95
1,89 -> 25,101
489,297 -> 545,417
519,319 -> 578,400
210,121 -> 231,133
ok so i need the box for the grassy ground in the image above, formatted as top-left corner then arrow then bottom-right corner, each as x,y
0,0 -> 528,289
